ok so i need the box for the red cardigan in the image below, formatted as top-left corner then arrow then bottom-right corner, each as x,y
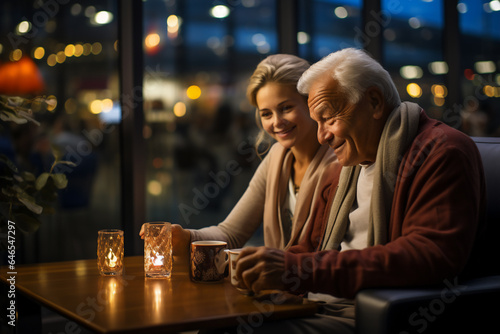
284,111 -> 486,299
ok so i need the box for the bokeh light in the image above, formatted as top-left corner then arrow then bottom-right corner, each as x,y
173,102 -> 187,117
406,83 -> 422,98
186,85 -> 201,100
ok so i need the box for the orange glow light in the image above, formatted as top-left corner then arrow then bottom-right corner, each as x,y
0,56 -> 45,95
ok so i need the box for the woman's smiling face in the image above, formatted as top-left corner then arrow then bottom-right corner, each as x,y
256,82 -> 316,150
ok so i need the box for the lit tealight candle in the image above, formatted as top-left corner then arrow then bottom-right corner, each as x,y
107,248 -> 118,268
153,253 -> 164,267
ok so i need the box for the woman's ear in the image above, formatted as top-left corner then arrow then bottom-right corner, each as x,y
366,87 -> 385,120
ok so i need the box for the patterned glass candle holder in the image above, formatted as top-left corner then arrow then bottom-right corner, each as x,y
144,222 -> 172,278
97,229 -> 124,276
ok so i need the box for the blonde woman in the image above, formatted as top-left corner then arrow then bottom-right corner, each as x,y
141,54 -> 338,253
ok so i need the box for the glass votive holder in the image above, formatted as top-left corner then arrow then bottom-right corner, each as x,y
144,222 -> 172,278
97,229 -> 124,276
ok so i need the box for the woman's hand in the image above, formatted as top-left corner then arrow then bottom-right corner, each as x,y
172,224 -> 191,256
139,223 -> 191,256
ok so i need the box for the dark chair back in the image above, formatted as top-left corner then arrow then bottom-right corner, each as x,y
468,137 -> 500,277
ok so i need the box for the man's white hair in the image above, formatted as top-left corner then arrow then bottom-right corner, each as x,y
297,48 -> 401,109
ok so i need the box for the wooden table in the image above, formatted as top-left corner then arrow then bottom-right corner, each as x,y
0,256 -> 317,333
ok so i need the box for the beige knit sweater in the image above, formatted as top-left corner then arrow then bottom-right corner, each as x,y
189,143 -> 338,249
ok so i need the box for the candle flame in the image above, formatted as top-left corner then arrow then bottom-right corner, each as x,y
153,254 -> 164,266
107,248 -> 117,268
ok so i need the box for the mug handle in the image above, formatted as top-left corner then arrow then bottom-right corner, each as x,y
214,249 -> 230,275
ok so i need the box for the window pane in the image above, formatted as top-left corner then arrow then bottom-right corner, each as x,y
298,0 -> 362,61
0,1 -> 121,263
143,0 -> 277,244
382,0 -> 445,118
459,0 -> 500,137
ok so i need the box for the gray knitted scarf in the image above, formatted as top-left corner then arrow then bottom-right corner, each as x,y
320,102 -> 422,250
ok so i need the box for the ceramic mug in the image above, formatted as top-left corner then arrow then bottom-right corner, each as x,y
190,241 -> 228,283
227,248 -> 242,286
226,248 -> 251,294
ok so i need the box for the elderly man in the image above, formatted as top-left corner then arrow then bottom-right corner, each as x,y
233,48 -> 486,333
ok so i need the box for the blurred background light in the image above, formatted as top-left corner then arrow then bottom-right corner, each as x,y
489,0 -> 500,11
65,44 -> 76,57
428,61 -> 449,75
34,47 -> 45,59
84,6 -> 96,18
400,65 -> 423,79
101,98 -> 114,113
71,3 -> 82,15
408,17 -> 421,29
47,54 -> 57,66
56,51 -> 66,63
297,32 -> 310,44
474,60 -> 496,73
10,49 -> 23,62
145,33 -> 160,48
457,2 -> 468,13
91,42 -> 102,55
90,100 -> 103,114
407,83 -> 423,98
186,85 -> 201,100
94,11 -> 113,25
464,68 -> 475,80
74,44 -> 84,57
431,84 -> 448,98
83,43 -> 92,56
334,6 -> 348,19
483,85 -> 495,97
210,5 -> 230,19
147,180 -> 162,196
17,20 -> 31,34
173,102 -> 186,117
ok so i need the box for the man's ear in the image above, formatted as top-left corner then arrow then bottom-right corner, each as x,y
366,87 -> 385,120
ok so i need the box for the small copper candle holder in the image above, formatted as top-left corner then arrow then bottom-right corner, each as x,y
144,222 -> 172,278
97,229 -> 124,276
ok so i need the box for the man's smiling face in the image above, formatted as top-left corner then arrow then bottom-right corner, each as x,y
307,74 -> 383,166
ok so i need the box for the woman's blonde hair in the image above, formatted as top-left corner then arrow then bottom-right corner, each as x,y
246,54 -> 310,157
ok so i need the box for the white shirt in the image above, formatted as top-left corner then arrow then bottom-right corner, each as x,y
281,177 -> 297,245
341,163 -> 375,251
308,163 -> 375,304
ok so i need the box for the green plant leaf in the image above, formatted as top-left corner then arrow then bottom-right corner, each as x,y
6,96 -> 25,107
56,160 -> 77,167
51,173 -> 68,189
2,187 -> 16,197
22,171 -> 36,182
0,154 -> 19,173
17,192 -> 43,215
14,213 -> 41,233
51,145 -> 64,162
0,111 -> 28,124
36,173 -> 51,190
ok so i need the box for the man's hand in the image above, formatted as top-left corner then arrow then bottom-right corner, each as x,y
235,247 -> 286,294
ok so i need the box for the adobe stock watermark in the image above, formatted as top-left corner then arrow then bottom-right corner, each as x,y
47,274 -> 136,334
178,137 -> 259,224
340,0 -> 403,50
400,277 -> 466,334
225,292 -> 297,334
